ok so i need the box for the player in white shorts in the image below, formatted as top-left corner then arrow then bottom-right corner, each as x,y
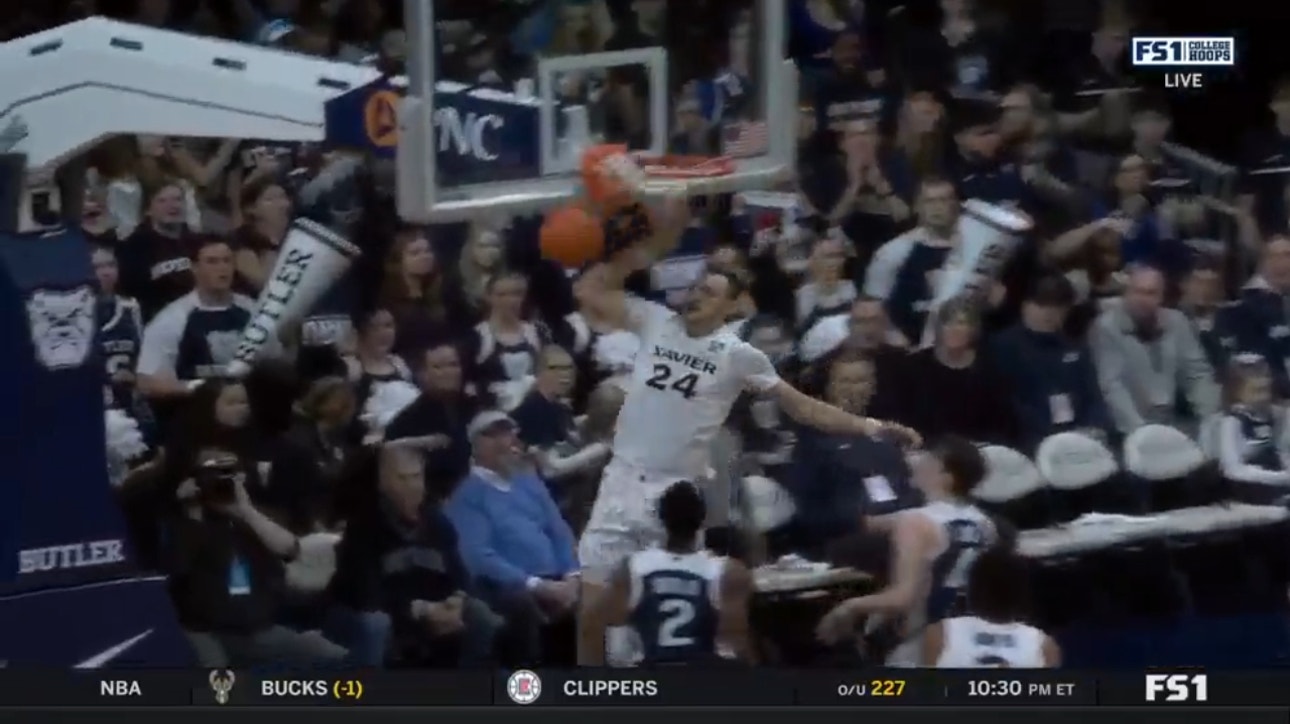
926,546 -> 1060,668
575,197 -> 919,664
815,437 -> 999,667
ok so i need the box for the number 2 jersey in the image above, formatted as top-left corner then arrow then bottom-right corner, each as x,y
628,548 -> 727,665
611,297 -> 780,481
933,616 -> 1047,668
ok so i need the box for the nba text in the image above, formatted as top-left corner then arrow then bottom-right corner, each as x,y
1164,73 -> 1204,89
1145,673 -> 1208,702
563,679 -> 658,697
99,680 -> 142,697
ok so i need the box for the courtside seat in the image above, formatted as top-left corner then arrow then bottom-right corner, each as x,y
1124,424 -> 1214,512
1037,432 -> 1185,620
974,444 -> 1052,530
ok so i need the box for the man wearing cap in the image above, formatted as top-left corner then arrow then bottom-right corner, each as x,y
445,411 -> 581,665
990,274 -> 1113,452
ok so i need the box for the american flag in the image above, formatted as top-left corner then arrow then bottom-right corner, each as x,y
721,120 -> 769,158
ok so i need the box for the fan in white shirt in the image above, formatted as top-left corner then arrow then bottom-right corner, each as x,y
574,195 -> 919,665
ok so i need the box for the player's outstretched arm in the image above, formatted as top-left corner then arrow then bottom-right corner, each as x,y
817,515 -> 934,644
770,381 -> 922,447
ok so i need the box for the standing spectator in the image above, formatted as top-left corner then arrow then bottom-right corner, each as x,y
1216,355 -> 1290,488
453,226 -> 506,322
81,176 -> 120,246
1178,256 -> 1233,372
795,234 -> 858,333
902,0 -> 1008,99
93,244 -> 145,414
467,271 -> 546,401
1088,265 -> 1220,436
445,411 -> 581,665
1130,94 -> 1186,182
949,100 -> 1028,209
378,227 -> 453,360
813,29 -> 888,133
990,275 -> 1112,452
384,341 -> 485,497
864,177 -> 960,344
892,90 -> 949,179
136,239 -> 266,404
1238,77 -> 1290,232
511,346 -> 609,484
346,307 -> 413,407
231,178 -> 292,293
118,181 -> 199,318
1226,237 -> 1290,398
898,297 -> 1013,444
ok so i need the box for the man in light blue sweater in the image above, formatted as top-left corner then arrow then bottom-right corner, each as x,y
445,411 -> 581,665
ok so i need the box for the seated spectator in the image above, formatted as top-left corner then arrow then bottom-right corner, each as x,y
785,350 -> 918,558
136,239 -> 268,421
1059,219 -> 1127,337
512,345 -> 610,485
384,341 -> 485,497
1226,237 -> 1290,398
800,295 -> 907,419
1216,354 -> 1290,488
728,316 -> 800,477
377,227 -> 452,361
330,442 -> 500,668
990,275 -> 1112,452
467,270 -> 546,403
164,448 -> 347,667
451,225 -> 507,324
445,411 -> 581,666
898,297 -> 1013,444
1089,265 -> 1220,437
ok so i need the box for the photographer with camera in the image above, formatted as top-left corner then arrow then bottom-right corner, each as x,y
162,446 -> 348,667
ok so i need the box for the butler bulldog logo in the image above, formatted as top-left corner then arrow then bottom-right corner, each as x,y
26,286 -> 95,371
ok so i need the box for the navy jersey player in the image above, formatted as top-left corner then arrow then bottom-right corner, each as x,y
136,238 -> 274,402
91,244 -> 143,410
816,436 -> 996,666
925,546 -> 1060,668
590,482 -> 755,666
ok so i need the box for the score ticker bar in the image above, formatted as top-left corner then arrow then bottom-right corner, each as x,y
0,670 -> 1285,707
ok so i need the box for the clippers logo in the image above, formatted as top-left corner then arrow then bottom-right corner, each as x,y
1145,673 -> 1208,702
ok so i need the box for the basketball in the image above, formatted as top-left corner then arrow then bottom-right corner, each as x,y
539,204 -> 605,267
580,144 -> 643,214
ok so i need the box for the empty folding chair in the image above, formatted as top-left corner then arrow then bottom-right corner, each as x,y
1124,424 -> 1212,513
974,444 -> 1052,530
1037,431 -> 1186,621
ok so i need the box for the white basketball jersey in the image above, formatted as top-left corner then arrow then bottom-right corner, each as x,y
611,298 -> 779,480
934,616 -> 1048,668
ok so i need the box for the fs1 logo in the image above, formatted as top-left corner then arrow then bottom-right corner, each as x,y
1132,37 -> 1235,67
1145,674 -> 1209,702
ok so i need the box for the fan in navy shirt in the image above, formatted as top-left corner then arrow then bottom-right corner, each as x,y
90,244 -> 144,411
1237,78 -> 1290,233
136,239 -> 277,406
949,100 -> 1027,210
116,182 -> 196,319
863,177 -> 960,344
513,346 -> 612,485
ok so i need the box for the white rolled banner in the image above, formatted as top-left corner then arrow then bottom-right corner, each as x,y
227,218 -> 361,376
919,200 -> 1031,347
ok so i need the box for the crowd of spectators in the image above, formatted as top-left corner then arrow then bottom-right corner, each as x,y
15,0 -> 1290,668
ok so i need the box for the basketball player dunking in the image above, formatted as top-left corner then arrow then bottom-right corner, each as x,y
590,481 -> 755,666
815,437 -> 997,667
925,546 -> 1060,668
575,194 -> 920,665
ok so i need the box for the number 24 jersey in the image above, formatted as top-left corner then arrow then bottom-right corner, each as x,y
611,297 -> 780,481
